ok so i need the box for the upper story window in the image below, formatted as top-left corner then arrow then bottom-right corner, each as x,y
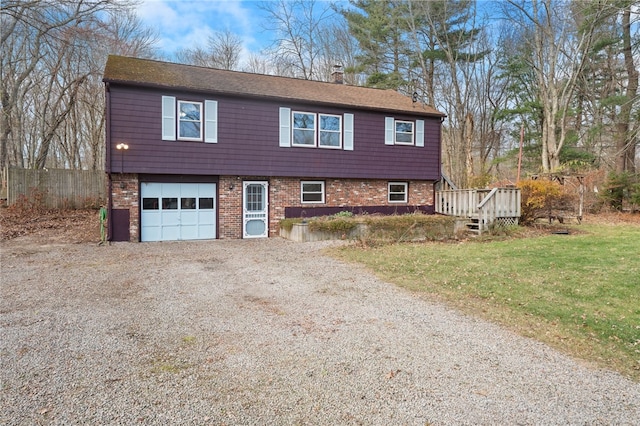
394,120 -> 414,145
319,114 -> 342,148
292,112 -> 343,149
385,117 -> 425,147
293,112 -> 316,147
281,107 -> 352,150
162,96 -> 217,143
178,101 -> 202,140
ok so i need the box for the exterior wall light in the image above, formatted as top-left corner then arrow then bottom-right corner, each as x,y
115,143 -> 129,185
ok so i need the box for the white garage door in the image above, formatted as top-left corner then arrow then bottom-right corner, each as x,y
141,182 -> 216,242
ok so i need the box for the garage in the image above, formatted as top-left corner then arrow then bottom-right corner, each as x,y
140,182 -> 216,242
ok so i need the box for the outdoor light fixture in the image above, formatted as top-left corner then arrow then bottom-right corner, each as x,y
115,143 -> 129,183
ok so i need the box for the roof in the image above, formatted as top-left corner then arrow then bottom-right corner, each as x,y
103,55 -> 445,117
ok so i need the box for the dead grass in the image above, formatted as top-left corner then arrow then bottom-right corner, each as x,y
0,205 -> 100,243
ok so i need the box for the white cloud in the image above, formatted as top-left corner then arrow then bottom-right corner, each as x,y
135,0 -> 267,62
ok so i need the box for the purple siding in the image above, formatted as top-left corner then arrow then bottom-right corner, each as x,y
107,85 -> 441,180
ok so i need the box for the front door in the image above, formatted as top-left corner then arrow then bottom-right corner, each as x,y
243,181 -> 268,238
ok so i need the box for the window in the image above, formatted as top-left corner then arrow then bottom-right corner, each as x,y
178,101 -> 202,140
395,120 -> 414,145
162,197 -> 178,209
199,198 -> 214,209
292,112 -> 316,147
385,117 -> 424,147
162,97 -> 217,143
181,197 -> 196,209
319,114 -> 342,148
388,182 -> 408,203
280,108 -> 353,150
142,198 -> 159,210
301,181 -> 325,203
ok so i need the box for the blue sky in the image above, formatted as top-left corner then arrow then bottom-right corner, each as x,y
135,1 -> 640,63
135,0 -> 273,60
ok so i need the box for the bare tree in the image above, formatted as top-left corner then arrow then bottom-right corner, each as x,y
243,53 -> 273,74
176,29 -> 243,70
502,0 -> 602,172
259,0 -> 335,80
1,0 -> 125,170
404,0 -> 487,187
615,4 -> 638,173
1,0 -> 157,172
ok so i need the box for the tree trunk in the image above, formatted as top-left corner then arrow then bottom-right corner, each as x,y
615,6 -> 638,173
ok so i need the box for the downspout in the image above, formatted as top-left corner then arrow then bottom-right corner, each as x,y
435,115 -> 446,213
105,82 -> 113,242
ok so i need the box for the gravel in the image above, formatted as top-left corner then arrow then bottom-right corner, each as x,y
1,237 -> 638,425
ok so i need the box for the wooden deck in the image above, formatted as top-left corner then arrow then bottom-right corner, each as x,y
435,188 -> 521,234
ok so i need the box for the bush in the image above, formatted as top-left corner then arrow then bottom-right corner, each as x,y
279,218 -> 303,232
308,216 -> 358,234
279,212 -> 457,243
517,179 -> 573,225
363,213 -> 456,242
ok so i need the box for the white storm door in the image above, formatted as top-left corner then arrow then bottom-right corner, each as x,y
243,181 -> 268,238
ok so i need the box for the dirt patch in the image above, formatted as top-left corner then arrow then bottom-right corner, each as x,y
0,206 -> 100,243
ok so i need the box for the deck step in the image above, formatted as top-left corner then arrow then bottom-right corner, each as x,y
465,218 -> 481,234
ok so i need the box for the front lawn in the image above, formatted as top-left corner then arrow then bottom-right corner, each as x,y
331,223 -> 640,380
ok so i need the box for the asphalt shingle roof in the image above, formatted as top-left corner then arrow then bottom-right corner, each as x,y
103,55 -> 444,117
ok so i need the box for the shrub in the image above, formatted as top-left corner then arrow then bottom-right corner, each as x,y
308,216 -> 358,234
517,179 -> 568,225
363,213 -> 456,242
279,218 -> 303,232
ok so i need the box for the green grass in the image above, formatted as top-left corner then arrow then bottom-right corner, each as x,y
331,224 -> 640,380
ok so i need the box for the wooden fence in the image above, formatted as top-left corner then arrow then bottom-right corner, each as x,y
7,168 -> 106,209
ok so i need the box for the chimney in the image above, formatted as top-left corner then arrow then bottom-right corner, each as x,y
331,64 -> 344,84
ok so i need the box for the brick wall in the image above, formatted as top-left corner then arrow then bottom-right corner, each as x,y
111,174 -> 434,241
111,173 -> 139,242
218,176 -> 243,239
269,177 -> 434,236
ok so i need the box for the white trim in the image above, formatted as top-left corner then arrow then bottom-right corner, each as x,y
301,181 -> 325,203
177,100 -> 203,141
279,107 -> 291,147
385,117 -> 394,145
388,181 -> 408,203
343,113 -> 354,151
416,119 -> 424,147
162,96 -> 176,141
204,100 -> 218,143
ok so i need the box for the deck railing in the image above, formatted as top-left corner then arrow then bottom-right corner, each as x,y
435,188 -> 521,234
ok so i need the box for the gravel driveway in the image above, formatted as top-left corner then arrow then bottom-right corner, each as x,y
1,237 -> 638,425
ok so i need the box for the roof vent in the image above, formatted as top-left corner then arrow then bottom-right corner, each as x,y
331,64 -> 344,84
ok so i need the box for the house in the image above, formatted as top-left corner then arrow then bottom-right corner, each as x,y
103,55 -> 445,242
